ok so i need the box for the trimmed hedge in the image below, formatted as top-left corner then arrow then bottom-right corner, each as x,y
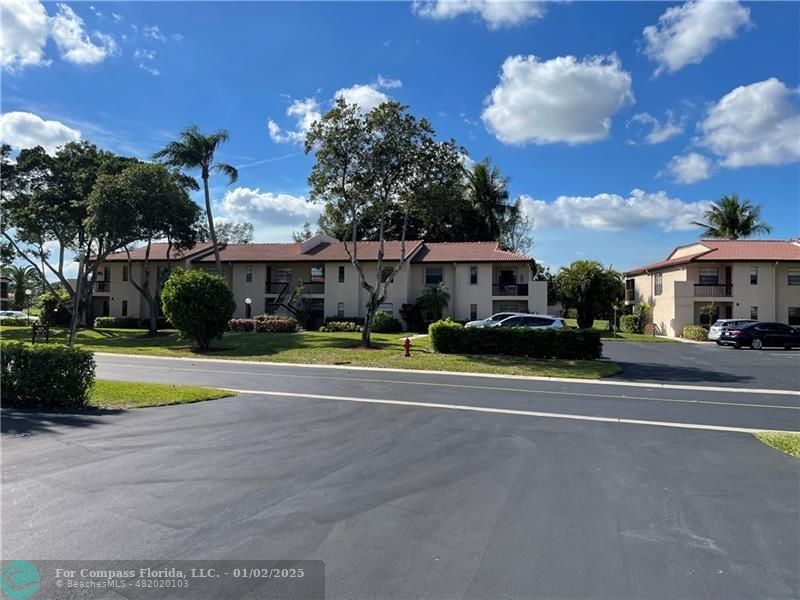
371,311 -> 402,333
324,316 -> 364,326
228,315 -> 297,333
619,315 -> 641,333
682,325 -> 708,341
1,341 -> 95,408
428,319 -> 602,360
93,316 -> 173,329
319,321 -> 362,333
0,317 -> 33,326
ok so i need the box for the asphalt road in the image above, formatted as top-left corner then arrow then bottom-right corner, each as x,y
3,357 -> 799,599
604,340 -> 800,391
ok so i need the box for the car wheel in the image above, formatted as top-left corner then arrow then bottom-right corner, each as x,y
751,338 -> 764,350
733,342 -> 741,349
715,341 -> 723,346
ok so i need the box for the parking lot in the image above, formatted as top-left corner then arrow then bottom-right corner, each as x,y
604,340 -> 799,391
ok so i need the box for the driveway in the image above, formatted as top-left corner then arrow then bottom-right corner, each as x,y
604,340 -> 800,391
3,357 -> 799,599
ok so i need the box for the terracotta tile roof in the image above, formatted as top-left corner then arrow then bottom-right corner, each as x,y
411,242 -> 530,262
112,239 -> 533,264
103,242 -> 216,262
193,240 -> 426,262
626,240 -> 800,275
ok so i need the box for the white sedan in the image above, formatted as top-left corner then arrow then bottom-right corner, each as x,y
0,310 -> 39,323
491,314 -> 566,329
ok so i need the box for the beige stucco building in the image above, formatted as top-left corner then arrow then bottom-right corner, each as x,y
95,234 -> 548,328
624,239 -> 800,337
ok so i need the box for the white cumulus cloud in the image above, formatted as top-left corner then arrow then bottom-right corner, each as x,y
50,3 -> 118,65
221,187 -> 321,226
627,111 -> 685,144
643,0 -> 751,76
481,54 -> 634,145
519,189 -> 711,232
0,111 -> 81,154
268,76 -> 401,145
697,77 -> 800,168
412,0 -> 547,29
0,0 -> 50,71
661,152 -> 714,184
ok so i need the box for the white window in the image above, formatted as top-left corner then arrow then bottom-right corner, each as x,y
699,268 -> 719,285
750,306 -> 758,320
470,266 -> 478,285
425,266 -> 443,286
470,304 -> 478,320
338,266 -> 345,283
275,268 -> 292,283
788,268 -> 800,286
750,266 -> 758,285
337,302 -> 345,317
654,273 -> 663,296
245,267 -> 253,283
311,266 -> 324,282
378,303 -> 393,315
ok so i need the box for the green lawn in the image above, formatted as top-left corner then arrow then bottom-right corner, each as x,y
0,325 -> 620,379
754,432 -> 800,458
90,379 -> 235,408
563,319 -> 675,342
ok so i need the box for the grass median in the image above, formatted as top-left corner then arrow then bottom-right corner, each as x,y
754,432 -> 800,458
564,319 -> 675,342
1,326 -> 620,379
90,380 -> 235,409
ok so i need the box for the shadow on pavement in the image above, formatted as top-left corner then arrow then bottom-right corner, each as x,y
1,407 -> 123,435
611,361 -> 753,384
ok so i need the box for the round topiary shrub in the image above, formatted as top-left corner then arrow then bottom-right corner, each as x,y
682,325 -> 708,341
619,314 -> 641,333
161,269 -> 236,350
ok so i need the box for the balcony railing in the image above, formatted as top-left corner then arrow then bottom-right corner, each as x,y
694,283 -> 733,297
265,281 -> 325,294
492,283 -> 528,296
94,281 -> 111,293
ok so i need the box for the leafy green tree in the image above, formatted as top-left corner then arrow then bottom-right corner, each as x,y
416,283 -> 451,321
292,222 -> 315,242
693,194 -> 772,239
1,141 -> 138,343
555,260 -> 624,329
306,99 -> 460,347
199,220 -> 254,244
4,265 -> 39,310
499,197 -> 533,253
153,126 -> 238,275
161,269 -> 236,351
37,288 -> 72,326
89,163 -> 201,334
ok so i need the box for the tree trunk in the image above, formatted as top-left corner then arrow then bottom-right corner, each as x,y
67,255 -> 85,346
148,297 -> 158,336
576,305 -> 594,329
203,174 -> 223,276
361,294 -> 377,348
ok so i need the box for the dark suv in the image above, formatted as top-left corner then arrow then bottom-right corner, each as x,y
718,322 -> 800,350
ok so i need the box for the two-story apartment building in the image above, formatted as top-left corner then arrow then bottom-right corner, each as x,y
95,234 -> 548,327
624,239 -> 800,337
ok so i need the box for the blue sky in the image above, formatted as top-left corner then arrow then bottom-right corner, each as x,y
2,0 -> 798,271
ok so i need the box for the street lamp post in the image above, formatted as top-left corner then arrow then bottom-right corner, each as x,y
25,288 -> 32,322
245,298 -> 253,332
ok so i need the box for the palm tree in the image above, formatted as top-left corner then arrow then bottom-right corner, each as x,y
5,265 -> 38,310
416,283 -> 451,321
693,194 -> 772,239
153,126 -> 238,274
465,159 -> 510,240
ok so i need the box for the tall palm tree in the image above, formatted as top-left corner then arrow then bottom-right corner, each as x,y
5,265 -> 38,310
465,159 -> 510,240
693,194 -> 772,239
153,126 -> 238,274
416,283 -> 451,321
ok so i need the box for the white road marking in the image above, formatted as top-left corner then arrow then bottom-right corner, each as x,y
98,362 -> 800,411
95,352 -> 800,396
222,388 -> 797,435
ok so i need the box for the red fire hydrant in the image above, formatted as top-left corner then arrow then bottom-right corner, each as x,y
403,337 -> 412,357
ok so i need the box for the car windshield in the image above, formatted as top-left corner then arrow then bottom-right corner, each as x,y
490,313 -> 513,321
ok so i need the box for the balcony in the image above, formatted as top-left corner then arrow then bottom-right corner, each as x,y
624,289 -> 635,305
265,281 -> 325,295
94,281 -> 111,293
492,283 -> 528,296
694,283 -> 732,297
